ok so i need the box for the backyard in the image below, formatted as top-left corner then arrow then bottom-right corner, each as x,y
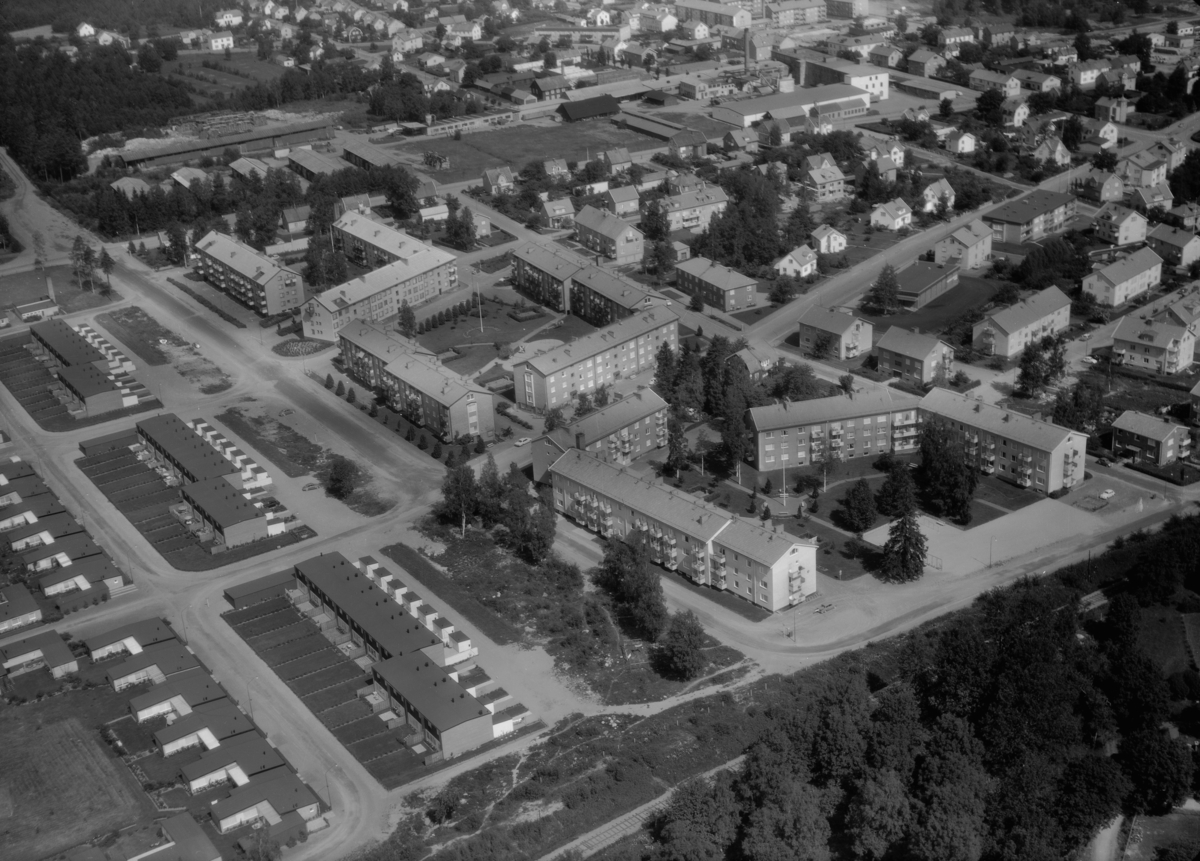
387,120 -> 663,184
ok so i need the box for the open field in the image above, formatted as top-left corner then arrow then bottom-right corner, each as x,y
387,121 -> 664,183
1124,811 -> 1200,861
214,406 -> 324,478
96,306 -> 232,393
0,714 -> 151,860
861,273 -> 1005,335
162,51 -> 286,102
0,264 -> 116,317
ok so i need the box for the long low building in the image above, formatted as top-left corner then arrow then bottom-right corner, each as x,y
0,630 -> 78,679
919,387 -> 1086,493
338,322 -> 495,441
0,583 -> 42,634
983,190 -> 1078,243
710,84 -> 871,128
155,699 -> 255,756
548,449 -> 818,612
129,667 -> 229,723
180,476 -> 280,550
108,640 -> 199,691
513,308 -> 678,411
86,618 -> 175,661
181,734 -> 285,793
137,414 -> 241,487
511,241 -> 665,322
210,771 -> 321,834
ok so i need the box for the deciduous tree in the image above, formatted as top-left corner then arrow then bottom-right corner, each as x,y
659,610 -> 706,679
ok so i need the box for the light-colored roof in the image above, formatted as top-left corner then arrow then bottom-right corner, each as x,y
575,205 -> 643,241
606,186 -> 641,203
796,305 -> 864,337
907,48 -> 942,63
287,148 -> 348,174
1112,312 -> 1190,351
1111,409 -> 1187,442
542,198 -> 575,217
873,198 -> 911,221
943,218 -> 990,248
550,390 -> 668,448
923,177 -> 955,200
985,190 -> 1076,226
985,286 -> 1070,335
1149,223 -> 1200,248
512,241 -> 586,281
520,308 -> 678,376
571,267 -> 660,310
196,231 -> 298,288
662,186 -> 729,213
808,166 -> 845,185
969,69 -> 1015,84
811,224 -> 844,242
876,326 -> 949,359
308,238 -> 454,314
1096,202 -> 1143,226
675,256 -> 756,291
228,157 -> 270,178
920,387 -> 1080,451
715,85 -> 871,120
749,388 -> 921,433
1088,247 -> 1163,288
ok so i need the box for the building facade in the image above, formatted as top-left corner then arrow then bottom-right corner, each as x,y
675,256 -> 757,312
796,307 -> 872,359
1111,410 -> 1192,466
875,327 -> 955,385
193,232 -> 306,316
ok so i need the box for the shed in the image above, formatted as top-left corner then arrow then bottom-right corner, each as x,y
558,95 -> 621,122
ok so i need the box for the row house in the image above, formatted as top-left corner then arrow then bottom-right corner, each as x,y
548,449 -> 818,612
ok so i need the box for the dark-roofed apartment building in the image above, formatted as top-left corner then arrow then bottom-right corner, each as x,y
533,390 -> 668,481
983,190 -> 1078,243
511,241 -> 664,324
796,307 -> 873,360
675,256 -> 757,312
514,308 -> 678,411
194,231 -> 305,315
1111,410 -> 1192,466
574,205 -> 645,265
137,414 -> 241,487
181,476 -> 276,550
875,327 -> 955,386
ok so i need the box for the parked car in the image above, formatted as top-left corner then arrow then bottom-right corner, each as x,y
1083,356 -> 1097,364
1097,457 -> 1111,467
302,483 -> 320,491
514,437 -> 532,447
1100,489 -> 1115,500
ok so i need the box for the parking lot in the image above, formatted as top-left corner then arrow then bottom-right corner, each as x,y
223,598 -> 425,789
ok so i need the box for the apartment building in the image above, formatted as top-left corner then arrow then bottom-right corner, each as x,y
875,327 -> 955,386
1111,307 -> 1197,375
338,321 -> 494,440
574,205 -> 645,265
301,235 -> 457,341
1111,410 -> 1192,466
674,0 -> 752,28
514,308 -> 678,411
511,241 -> 584,312
660,187 -> 729,231
1093,204 -> 1148,246
934,219 -> 992,269
675,256 -> 757,312
969,69 -> 1020,97
983,190 -> 1077,243
806,60 -> 890,101
747,388 -> 924,469
570,267 -> 663,325
532,389 -> 668,481
549,449 -> 818,612
918,388 -> 1087,494
766,0 -> 826,26
511,241 -> 662,322
972,286 -> 1071,358
796,307 -> 872,360
193,232 -> 305,315
136,414 -> 241,487
1148,223 -> 1200,268
1082,247 -> 1164,307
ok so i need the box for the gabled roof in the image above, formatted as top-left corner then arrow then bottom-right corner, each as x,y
796,306 -> 864,337
1112,409 -> 1187,442
0,630 -> 74,674
811,224 -> 844,242
907,48 -> 942,64
195,232 -> 299,288
0,583 -> 38,628
182,477 -> 262,529
675,256 -> 756,291
575,205 -> 643,241
920,387 -> 1081,451
1149,223 -> 1200,248
872,198 -> 911,221
520,308 -> 678,376
1088,247 -> 1163,287
984,190 -> 1076,225
876,326 -> 949,359
942,218 -> 991,248
922,177 -> 955,200
749,388 -> 922,432
605,186 -> 641,204
985,286 -> 1070,335
548,390 -> 668,450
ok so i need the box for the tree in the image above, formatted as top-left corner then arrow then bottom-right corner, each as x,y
810,333 -> 834,359
742,780 -> 831,861
594,534 -> 669,641
919,422 -> 977,524
98,248 -> 115,292
654,343 -> 677,403
642,200 -> 670,242
666,409 -> 689,476
839,374 -> 855,396
690,292 -> 705,312
846,770 -> 912,861
439,465 -> 477,537
881,502 -> 927,582
575,391 -> 594,416
976,88 -> 1006,126
659,611 -> 706,679
842,478 -> 877,534
1119,729 -> 1195,815
325,456 -> 357,500
865,265 -> 900,314
325,374 -> 334,389
645,240 -> 677,285
335,379 -> 345,396
877,461 -> 917,516
347,387 -> 357,404
398,300 -> 417,338
544,407 -> 565,432
656,774 -> 741,861
674,348 -> 705,415
940,97 -> 954,118
1062,115 -> 1085,151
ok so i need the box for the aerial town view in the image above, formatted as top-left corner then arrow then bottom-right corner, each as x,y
10,0 -> 1200,858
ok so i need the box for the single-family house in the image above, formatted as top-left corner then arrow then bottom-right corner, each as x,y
1130,182 -> 1175,214
934,219 -> 992,269
603,186 -> 641,217
1032,136 -> 1071,167
773,245 -> 818,279
541,198 -> 576,229
945,130 -> 976,154
811,224 -> 847,255
870,198 -> 912,231
920,178 -> 956,213
482,166 -> 515,195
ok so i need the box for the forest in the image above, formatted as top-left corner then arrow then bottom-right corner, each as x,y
0,0 -> 224,35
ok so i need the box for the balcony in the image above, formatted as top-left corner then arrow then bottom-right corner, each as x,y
981,464 -> 995,475
892,426 -> 918,439
830,428 -> 843,438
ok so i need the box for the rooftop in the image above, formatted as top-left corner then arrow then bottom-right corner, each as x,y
571,267 -> 660,310
291,553 -> 442,659
58,364 -> 119,399
749,388 -> 921,432
1089,247 -> 1163,287
182,477 -> 261,529
984,286 -> 1070,335
520,308 -> 678,376
181,734 -> 284,782
1111,409 -> 1186,442
0,583 -> 38,627
128,667 -> 228,713
575,205 -> 643,241
343,138 -> 402,168
0,630 -> 74,673
211,771 -> 318,821
550,389 -> 667,449
1149,223 -> 1200,248
109,640 -> 199,682
920,387 -> 1081,451
984,190 -> 1076,225
38,554 -> 121,590
31,319 -> 106,367
715,84 -> 871,119
137,414 -> 239,483
85,618 -> 175,654
675,256 -> 756,291
309,241 -> 455,314
154,699 -> 254,746
373,653 -> 490,731
894,261 -> 957,298
877,325 -> 950,358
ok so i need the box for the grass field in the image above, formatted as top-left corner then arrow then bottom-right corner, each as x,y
0,265 -> 115,317
162,51 -> 286,102
0,715 -> 150,859
214,407 -> 325,478
1139,607 -> 1193,677
387,120 -> 664,184
861,274 -> 1004,335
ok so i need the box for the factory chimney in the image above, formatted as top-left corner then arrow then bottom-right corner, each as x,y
743,26 -> 751,73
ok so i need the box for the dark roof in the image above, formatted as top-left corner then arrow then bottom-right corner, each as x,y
0,630 -> 74,673
1,495 -> 66,522
4,512 -> 83,545
20,532 -> 101,565
211,772 -> 318,821
30,319 -> 105,367
0,583 -> 39,627
292,555 -> 441,659
58,364 -> 118,399
158,813 -> 223,861
895,262 -> 959,299
108,640 -> 199,683
181,735 -> 284,782
181,477 -> 262,528
154,699 -> 253,746
0,460 -> 35,481
85,618 -> 175,653
558,95 -> 621,121
39,555 -> 121,590
0,476 -> 51,501
985,190 -> 1077,226
128,667 -> 227,713
373,653 -> 491,732
136,414 -> 239,483
224,570 -> 297,602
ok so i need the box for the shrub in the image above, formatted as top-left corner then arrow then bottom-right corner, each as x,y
335,380 -> 345,396
432,441 -> 443,459
324,373 -> 334,389
406,427 -> 415,442
474,436 -> 487,453
418,435 -> 428,450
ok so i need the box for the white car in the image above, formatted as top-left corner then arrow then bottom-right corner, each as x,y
1100,489 -> 1115,500
514,437 -> 532,447
1082,356 -> 1097,365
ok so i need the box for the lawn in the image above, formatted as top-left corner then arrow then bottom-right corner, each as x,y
161,51 -> 286,101
1124,811 -> 1200,861
1138,607 -> 1193,677
0,264 -> 116,316
0,708 -> 153,860
386,120 -> 663,184
94,306 -> 181,366
784,516 -> 877,581
860,274 -> 1006,335
213,407 -> 325,478
416,301 -> 553,352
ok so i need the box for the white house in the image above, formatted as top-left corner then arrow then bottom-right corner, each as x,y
870,198 -> 912,230
946,131 -> 976,154
209,31 -> 235,51
214,9 -> 244,27
774,245 -> 818,279
76,22 -> 96,38
920,178 -> 956,212
811,224 -> 847,255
